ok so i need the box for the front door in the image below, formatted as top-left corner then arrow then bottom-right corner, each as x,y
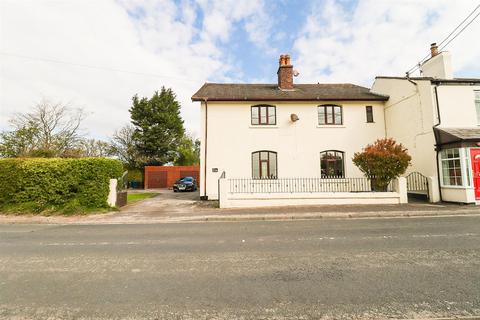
471,149 -> 480,199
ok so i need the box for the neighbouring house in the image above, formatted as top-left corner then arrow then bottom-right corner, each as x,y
192,55 -> 409,207
144,165 -> 200,189
372,43 -> 480,204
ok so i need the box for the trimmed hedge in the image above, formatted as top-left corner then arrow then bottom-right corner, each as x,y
0,158 -> 123,213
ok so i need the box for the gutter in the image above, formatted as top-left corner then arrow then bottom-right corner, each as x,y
432,84 -> 443,202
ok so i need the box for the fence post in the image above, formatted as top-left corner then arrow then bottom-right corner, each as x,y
107,179 -> 118,207
218,177 -> 228,208
427,176 -> 440,203
393,177 -> 408,204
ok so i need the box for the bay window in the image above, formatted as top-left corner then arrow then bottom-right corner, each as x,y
440,148 -> 471,187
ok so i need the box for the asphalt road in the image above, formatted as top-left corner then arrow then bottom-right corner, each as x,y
1,216 -> 480,319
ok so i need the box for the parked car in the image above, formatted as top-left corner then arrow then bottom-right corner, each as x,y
173,176 -> 197,192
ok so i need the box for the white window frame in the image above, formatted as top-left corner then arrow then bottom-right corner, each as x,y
439,147 -> 472,188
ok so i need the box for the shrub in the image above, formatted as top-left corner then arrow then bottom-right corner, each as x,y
0,158 -> 123,213
352,138 -> 411,191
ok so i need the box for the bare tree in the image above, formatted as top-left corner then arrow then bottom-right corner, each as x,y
110,124 -> 145,168
1,99 -> 86,157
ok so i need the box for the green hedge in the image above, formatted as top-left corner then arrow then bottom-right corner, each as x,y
0,158 -> 123,213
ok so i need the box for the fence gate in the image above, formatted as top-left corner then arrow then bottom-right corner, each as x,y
406,172 -> 429,200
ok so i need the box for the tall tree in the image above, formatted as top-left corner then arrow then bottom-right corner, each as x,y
109,124 -> 145,168
129,87 -> 185,166
174,134 -> 200,166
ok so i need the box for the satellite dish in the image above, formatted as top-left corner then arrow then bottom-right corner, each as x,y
293,69 -> 300,77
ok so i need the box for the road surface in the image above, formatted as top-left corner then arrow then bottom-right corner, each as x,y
1,215 -> 480,319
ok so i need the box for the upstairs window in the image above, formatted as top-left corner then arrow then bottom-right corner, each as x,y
475,91 -> 480,125
252,151 -> 277,179
251,105 -> 276,125
320,150 -> 344,178
318,105 -> 342,125
366,106 -> 374,123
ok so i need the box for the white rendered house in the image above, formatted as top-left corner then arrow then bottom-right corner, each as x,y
373,43 -> 480,204
192,55 -> 403,206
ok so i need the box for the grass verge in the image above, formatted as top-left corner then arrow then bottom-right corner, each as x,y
0,201 -> 115,216
127,192 -> 158,204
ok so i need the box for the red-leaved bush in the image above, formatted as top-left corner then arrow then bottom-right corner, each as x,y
352,138 -> 411,191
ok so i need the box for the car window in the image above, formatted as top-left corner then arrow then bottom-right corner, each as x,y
182,177 -> 193,182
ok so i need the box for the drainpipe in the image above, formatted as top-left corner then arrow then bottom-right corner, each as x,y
432,84 -> 443,202
201,98 -> 209,200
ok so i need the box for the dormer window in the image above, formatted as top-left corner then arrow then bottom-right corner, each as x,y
318,105 -> 342,125
251,105 -> 276,125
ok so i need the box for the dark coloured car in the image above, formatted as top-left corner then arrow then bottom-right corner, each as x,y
173,176 -> 197,192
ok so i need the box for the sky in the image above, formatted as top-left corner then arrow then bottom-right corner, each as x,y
1,0 -> 479,140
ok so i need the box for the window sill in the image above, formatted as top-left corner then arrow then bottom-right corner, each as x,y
317,125 -> 346,128
249,125 -> 279,129
440,185 -> 473,189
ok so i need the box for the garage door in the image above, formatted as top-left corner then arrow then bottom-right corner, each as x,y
148,171 -> 168,188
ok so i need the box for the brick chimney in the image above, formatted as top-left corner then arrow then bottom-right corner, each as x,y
277,54 -> 294,90
430,42 -> 439,57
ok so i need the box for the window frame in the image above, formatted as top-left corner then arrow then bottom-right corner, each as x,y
366,105 -> 374,123
320,150 -> 345,178
251,105 -> 276,126
318,105 -> 343,125
439,148 -> 471,188
251,150 -> 278,179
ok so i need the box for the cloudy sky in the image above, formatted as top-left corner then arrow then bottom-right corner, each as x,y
1,0 -> 479,140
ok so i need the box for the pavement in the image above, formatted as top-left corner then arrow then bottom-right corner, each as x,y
1,216 -> 480,319
0,189 -> 480,225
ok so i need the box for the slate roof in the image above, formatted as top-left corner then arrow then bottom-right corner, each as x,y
376,76 -> 480,84
434,127 -> 480,146
191,83 -> 389,102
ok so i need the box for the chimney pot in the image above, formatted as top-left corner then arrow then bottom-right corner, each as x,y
277,54 -> 294,90
430,42 -> 439,57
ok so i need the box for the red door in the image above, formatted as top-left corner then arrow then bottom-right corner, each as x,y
471,149 -> 480,199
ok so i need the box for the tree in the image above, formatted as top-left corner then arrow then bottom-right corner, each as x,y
109,124 -> 145,168
129,87 -> 185,166
174,134 -> 200,166
352,138 -> 411,191
0,99 -> 85,157
78,139 -> 112,158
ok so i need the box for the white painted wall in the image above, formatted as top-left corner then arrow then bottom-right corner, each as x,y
372,78 -> 438,177
420,52 -> 453,79
441,187 -> 475,204
201,101 -> 386,200
218,177 -> 407,208
436,85 -> 480,127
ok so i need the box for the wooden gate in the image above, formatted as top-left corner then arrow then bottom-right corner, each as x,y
148,171 -> 168,188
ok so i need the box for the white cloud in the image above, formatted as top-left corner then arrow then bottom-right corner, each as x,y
0,0 -> 271,140
293,0 -> 480,86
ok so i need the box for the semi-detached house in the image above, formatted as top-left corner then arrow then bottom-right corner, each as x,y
192,46 -> 480,208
